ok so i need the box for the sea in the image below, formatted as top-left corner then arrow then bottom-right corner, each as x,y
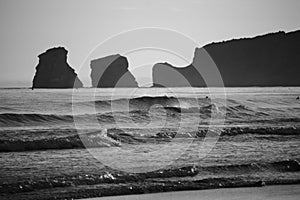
0,87 -> 300,199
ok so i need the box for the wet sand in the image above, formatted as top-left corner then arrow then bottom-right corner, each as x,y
84,184 -> 300,200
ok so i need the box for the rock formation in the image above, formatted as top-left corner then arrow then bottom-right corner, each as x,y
32,47 -> 83,88
152,30 -> 300,87
152,62 -> 205,87
90,54 -> 138,87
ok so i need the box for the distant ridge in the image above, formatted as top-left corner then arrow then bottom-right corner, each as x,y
152,30 -> 300,87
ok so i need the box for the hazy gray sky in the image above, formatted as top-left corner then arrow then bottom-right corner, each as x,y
0,0 -> 299,87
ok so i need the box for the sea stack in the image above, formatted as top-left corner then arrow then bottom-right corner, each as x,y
152,30 -> 300,87
152,62 -> 205,87
90,54 -> 138,87
32,47 -> 83,89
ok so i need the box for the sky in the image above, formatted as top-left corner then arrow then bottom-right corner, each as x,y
0,0 -> 299,87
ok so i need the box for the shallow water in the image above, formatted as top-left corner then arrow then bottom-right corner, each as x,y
0,87 -> 300,199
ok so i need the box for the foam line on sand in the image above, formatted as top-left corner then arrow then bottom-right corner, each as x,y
83,184 -> 300,200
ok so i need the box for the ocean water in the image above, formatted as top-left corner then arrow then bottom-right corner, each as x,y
0,87 -> 300,199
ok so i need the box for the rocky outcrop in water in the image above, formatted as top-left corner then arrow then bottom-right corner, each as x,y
152,30 -> 300,87
32,47 -> 83,88
90,54 -> 138,87
152,61 -> 206,87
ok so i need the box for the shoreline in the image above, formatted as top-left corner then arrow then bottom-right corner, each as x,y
83,184 -> 300,200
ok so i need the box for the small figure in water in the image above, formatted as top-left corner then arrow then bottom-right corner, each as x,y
205,96 -> 209,99
297,96 -> 299,100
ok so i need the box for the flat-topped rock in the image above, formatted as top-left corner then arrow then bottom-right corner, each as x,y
90,54 -> 138,87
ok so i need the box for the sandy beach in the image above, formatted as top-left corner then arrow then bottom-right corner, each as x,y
84,184 -> 300,200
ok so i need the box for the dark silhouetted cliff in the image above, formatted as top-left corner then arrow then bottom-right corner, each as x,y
152,30 -> 300,87
32,47 -> 83,88
90,54 -> 138,87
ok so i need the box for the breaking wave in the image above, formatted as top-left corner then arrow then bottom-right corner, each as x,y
1,159 -> 299,194
1,126 -> 299,152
